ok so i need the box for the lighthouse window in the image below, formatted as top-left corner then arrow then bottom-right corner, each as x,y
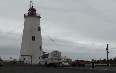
38,27 -> 41,31
40,46 -> 41,51
32,36 -> 35,41
39,57 -> 40,59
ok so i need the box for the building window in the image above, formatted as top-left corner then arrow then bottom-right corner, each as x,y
32,36 -> 35,41
38,27 -> 41,31
40,46 -> 41,51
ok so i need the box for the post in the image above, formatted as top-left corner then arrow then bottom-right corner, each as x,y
106,44 -> 109,66
91,59 -> 94,69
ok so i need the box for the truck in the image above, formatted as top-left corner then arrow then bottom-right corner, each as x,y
39,50 -> 62,67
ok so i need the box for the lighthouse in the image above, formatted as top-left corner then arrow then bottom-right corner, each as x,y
19,1 -> 43,64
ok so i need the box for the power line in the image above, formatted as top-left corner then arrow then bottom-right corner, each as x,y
0,25 -> 23,40
42,29 -> 62,50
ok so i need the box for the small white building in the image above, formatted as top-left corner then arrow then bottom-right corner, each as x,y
19,2 -> 43,64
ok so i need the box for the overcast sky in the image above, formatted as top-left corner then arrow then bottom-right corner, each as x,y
0,0 -> 116,61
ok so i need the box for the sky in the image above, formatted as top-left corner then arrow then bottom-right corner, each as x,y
0,0 -> 116,61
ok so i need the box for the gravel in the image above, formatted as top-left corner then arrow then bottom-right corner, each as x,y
0,66 -> 115,73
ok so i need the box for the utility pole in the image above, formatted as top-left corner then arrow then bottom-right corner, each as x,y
106,44 -> 109,66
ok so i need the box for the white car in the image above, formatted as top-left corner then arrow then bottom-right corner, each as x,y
62,62 -> 70,67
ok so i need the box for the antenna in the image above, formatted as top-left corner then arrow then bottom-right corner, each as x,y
30,1 -> 33,8
106,44 -> 109,66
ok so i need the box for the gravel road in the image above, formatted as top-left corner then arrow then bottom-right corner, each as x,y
0,66 -> 115,73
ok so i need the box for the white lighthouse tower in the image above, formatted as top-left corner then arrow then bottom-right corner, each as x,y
20,1 -> 43,64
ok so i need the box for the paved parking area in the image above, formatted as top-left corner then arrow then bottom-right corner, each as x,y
0,66 -> 115,73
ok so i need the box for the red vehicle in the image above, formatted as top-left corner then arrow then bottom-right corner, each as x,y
71,60 -> 85,67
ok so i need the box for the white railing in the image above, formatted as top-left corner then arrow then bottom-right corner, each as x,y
24,13 -> 41,17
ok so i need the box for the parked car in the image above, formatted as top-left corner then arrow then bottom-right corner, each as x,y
71,60 -> 85,67
0,58 -> 3,67
62,62 -> 70,67
0,61 -> 3,67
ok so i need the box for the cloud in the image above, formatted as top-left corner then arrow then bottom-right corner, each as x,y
0,31 -> 110,60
